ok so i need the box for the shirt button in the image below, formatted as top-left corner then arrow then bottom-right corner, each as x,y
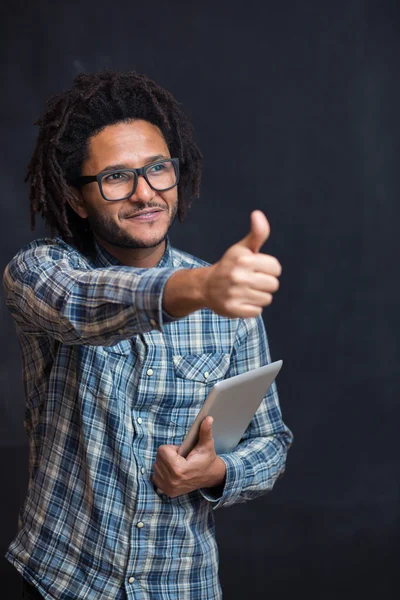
147,368 -> 154,376
204,371 -> 209,379
137,417 -> 143,425
128,577 -> 135,584
141,467 -> 145,474
137,521 -> 144,529
150,318 -> 157,327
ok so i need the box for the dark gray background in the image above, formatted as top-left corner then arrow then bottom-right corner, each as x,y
1,0 -> 399,598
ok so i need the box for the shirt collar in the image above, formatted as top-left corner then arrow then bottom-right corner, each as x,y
93,237 -> 173,269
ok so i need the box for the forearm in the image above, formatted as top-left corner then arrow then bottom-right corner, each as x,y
162,267 -> 212,317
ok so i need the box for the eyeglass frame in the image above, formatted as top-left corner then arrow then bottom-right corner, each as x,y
74,157 -> 180,202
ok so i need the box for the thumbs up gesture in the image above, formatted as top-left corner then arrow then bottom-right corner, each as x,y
203,210 -> 282,318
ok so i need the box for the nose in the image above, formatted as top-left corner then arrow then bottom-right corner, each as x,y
128,175 -> 155,203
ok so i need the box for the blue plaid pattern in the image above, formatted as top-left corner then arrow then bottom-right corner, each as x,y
3,237 -> 293,600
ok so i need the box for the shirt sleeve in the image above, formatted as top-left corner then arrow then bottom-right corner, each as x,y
200,315 -> 293,508
3,239 -> 184,346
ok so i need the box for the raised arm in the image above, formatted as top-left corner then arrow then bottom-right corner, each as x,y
3,240 -> 183,346
4,212 -> 281,347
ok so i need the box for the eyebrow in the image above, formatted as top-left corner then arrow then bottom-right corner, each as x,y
99,155 -> 168,173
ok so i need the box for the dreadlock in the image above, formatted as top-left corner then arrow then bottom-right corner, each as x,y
27,70 -> 203,255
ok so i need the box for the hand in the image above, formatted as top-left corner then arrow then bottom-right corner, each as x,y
152,417 -> 226,498
162,210 -> 282,320
201,210 -> 282,319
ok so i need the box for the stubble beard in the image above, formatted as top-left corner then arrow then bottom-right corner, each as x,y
87,202 -> 178,249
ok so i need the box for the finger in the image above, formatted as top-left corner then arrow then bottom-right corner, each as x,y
157,444 -> 180,465
153,461 -> 167,482
165,445 -> 180,453
153,461 -> 172,491
244,273 -> 280,294
237,211 -> 270,253
238,289 -> 274,306
237,303 -> 270,317
155,452 -> 175,480
244,253 -> 282,277
197,416 -> 214,448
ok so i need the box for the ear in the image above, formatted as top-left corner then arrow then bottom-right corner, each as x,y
67,187 -> 89,219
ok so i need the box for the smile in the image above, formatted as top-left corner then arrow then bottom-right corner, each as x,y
126,209 -> 165,222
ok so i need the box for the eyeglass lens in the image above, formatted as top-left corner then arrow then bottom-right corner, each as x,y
100,160 -> 177,200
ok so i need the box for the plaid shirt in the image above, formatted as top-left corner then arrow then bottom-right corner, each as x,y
3,237 -> 293,600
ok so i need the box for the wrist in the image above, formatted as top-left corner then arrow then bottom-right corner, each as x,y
163,267 -> 212,318
205,456 -> 227,489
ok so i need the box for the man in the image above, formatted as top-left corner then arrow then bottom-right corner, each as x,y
3,70 -> 293,600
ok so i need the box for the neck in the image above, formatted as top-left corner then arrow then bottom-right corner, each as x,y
95,236 -> 167,268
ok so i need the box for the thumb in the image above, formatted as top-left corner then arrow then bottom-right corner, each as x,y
237,210 -> 270,253
197,416 -> 214,447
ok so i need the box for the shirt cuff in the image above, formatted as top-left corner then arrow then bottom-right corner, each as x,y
133,267 -> 185,331
199,452 -> 245,508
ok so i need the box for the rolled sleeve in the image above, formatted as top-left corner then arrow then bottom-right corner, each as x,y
3,238 -> 185,345
128,266 -> 184,332
199,452 -> 245,506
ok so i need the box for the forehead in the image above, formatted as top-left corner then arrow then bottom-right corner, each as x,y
85,120 -> 170,170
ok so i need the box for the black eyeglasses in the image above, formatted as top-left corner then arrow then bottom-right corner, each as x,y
75,158 -> 180,202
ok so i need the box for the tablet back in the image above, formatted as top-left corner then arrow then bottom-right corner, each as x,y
177,359 -> 283,457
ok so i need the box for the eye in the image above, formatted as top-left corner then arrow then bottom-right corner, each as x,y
148,162 -> 167,174
103,171 -> 130,183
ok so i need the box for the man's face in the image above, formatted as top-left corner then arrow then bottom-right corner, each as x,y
76,120 -> 178,249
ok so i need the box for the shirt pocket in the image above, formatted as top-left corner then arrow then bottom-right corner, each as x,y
79,340 -> 132,397
168,352 -> 231,430
173,351 -> 230,383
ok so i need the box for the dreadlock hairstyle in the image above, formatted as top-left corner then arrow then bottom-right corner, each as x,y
27,70 -> 203,255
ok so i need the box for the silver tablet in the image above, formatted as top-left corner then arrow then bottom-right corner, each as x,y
177,359 -> 283,458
